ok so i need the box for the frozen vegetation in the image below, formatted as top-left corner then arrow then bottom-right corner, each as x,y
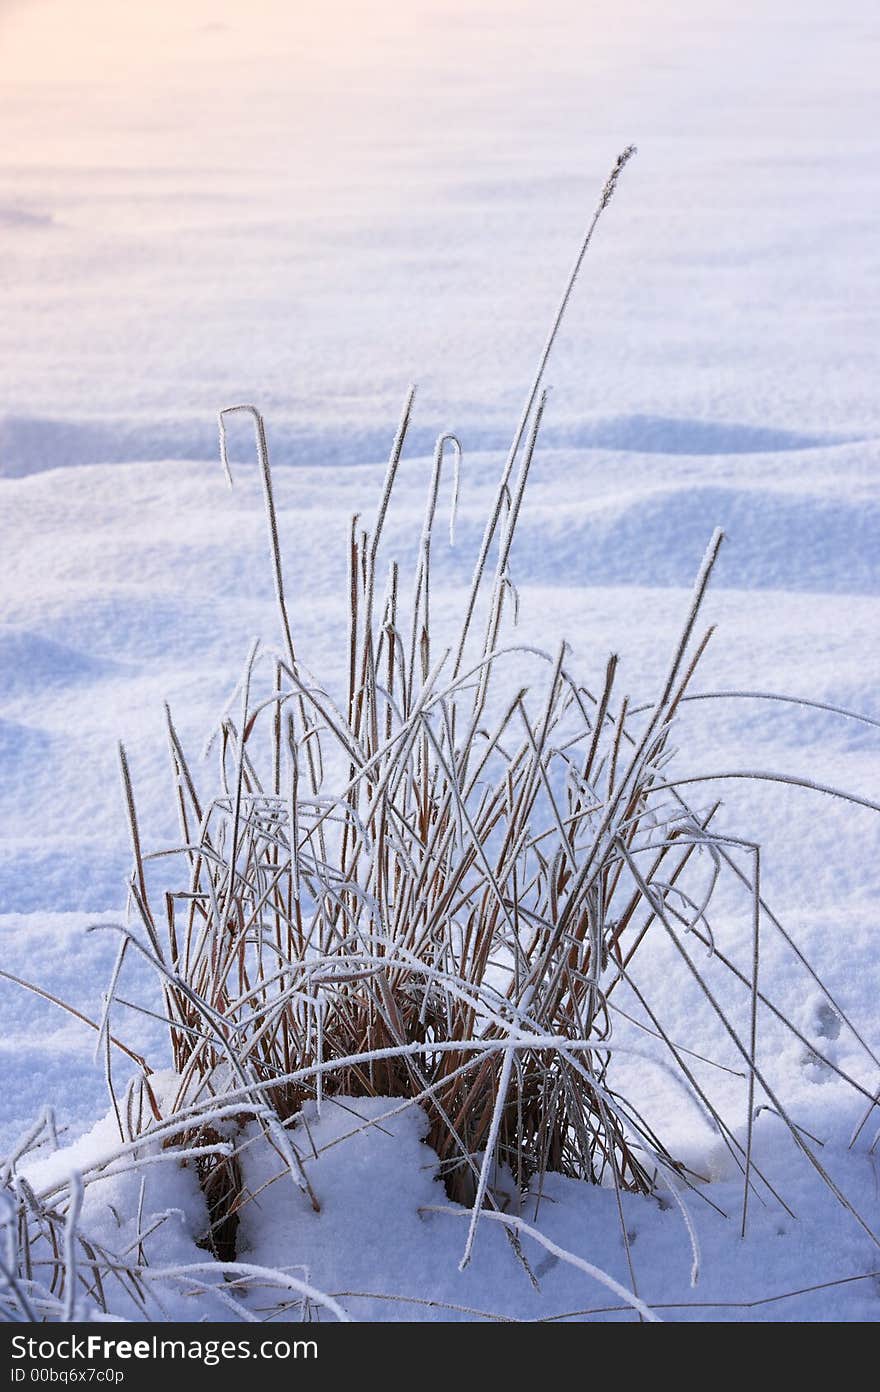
1,0 -> 879,1322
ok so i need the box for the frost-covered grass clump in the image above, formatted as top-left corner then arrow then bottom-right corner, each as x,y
5,147 -> 880,1322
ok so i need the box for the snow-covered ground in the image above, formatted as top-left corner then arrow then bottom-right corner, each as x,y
2,0 -> 879,1321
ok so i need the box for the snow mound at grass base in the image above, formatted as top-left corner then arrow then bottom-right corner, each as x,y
21,1089 -> 880,1322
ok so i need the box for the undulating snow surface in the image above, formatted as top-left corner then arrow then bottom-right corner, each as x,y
1,0 -> 879,1321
